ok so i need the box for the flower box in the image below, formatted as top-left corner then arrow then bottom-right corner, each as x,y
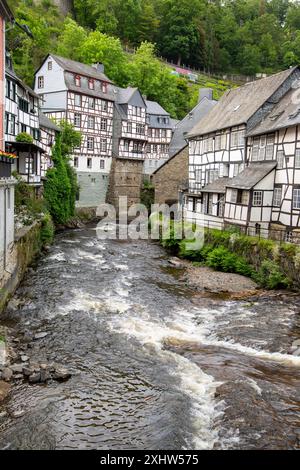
0,151 -> 17,164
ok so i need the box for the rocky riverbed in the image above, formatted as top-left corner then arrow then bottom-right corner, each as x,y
0,228 -> 299,450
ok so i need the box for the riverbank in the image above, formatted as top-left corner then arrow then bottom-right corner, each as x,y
159,220 -> 300,290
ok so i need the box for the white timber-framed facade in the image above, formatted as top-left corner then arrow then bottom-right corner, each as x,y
185,66 -> 300,241
34,54 -> 115,207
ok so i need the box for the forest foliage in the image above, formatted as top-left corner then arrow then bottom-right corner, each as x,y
7,0 -> 300,118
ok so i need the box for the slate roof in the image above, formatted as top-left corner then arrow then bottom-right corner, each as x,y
201,177 -> 233,194
117,87 -> 138,104
64,72 -> 116,101
39,112 -> 60,131
169,97 -> 217,157
188,67 -> 298,138
146,100 -> 169,115
247,86 -> 300,136
51,54 -> 112,83
226,162 -> 277,190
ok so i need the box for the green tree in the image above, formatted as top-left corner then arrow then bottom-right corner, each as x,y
80,31 -> 129,86
57,18 -> 87,61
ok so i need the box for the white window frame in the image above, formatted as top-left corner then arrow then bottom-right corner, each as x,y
100,139 -> 107,152
75,94 -> 81,107
88,115 -> 95,129
87,137 -> 94,151
273,187 -> 282,207
253,190 -> 263,207
293,188 -> 300,210
100,118 -> 107,131
74,113 -> 81,128
87,157 -> 92,169
277,150 -> 284,169
100,159 -> 105,170
38,76 -> 44,89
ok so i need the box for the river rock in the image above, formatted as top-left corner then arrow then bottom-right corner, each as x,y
28,372 -> 41,384
0,381 -> 10,402
21,355 -> 29,362
1,368 -> 13,382
40,368 -> 51,383
292,339 -> 300,348
292,348 -> 300,356
168,257 -> 184,268
34,332 -> 48,340
22,366 -> 34,377
10,364 -> 24,374
53,366 -> 71,382
12,409 -> 25,418
23,333 -> 34,343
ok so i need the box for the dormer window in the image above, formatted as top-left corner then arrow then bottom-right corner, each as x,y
75,75 -> 81,87
38,76 -> 44,89
88,79 -> 95,90
101,82 -> 107,93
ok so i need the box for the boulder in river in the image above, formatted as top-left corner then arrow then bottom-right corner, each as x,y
53,366 -> 71,382
1,368 -> 13,382
34,332 -> 48,340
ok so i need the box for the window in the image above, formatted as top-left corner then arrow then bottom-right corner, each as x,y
136,124 -> 145,135
74,113 -> 81,127
5,113 -> 15,135
231,132 -> 238,148
75,75 -> 81,87
207,137 -> 213,152
231,189 -> 238,203
38,76 -> 44,89
87,137 -> 94,151
146,144 -> 151,153
101,100 -> 108,112
88,79 -> 94,90
48,61 -> 52,70
101,82 -> 107,93
293,188 -> 300,209
21,124 -> 27,133
223,163 -> 229,177
6,80 -> 16,101
127,122 -> 132,133
19,98 -> 29,113
277,150 -> 284,169
100,118 -> 107,131
295,149 -> 300,168
88,116 -> 95,129
148,128 -> 152,137
100,159 -> 105,170
241,191 -> 249,206
266,134 -> 275,160
74,157 -> 78,168
215,134 -> 221,151
252,137 -> 260,161
161,129 -> 167,138
136,107 -> 141,117
87,158 -> 92,169
100,139 -> 107,152
133,143 -> 138,152
88,97 -> 95,109
238,130 -> 245,147
124,141 -> 129,151
253,190 -> 263,206
75,94 -> 82,107
273,186 -> 282,207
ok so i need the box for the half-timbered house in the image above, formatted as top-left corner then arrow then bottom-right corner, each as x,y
185,67 -> 300,231
5,52 -> 44,191
222,83 -> 300,241
34,55 -> 115,207
144,100 -> 173,175
107,87 -> 148,209
1,0 -> 15,284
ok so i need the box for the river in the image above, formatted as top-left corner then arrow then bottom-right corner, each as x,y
0,225 -> 299,450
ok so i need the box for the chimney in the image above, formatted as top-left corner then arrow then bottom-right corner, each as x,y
92,63 -> 105,73
198,88 -> 213,103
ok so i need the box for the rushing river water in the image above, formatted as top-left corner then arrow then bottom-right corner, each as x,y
0,225 -> 300,450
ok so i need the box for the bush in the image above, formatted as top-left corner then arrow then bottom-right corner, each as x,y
254,260 -> 290,289
40,213 -> 55,245
16,132 -> 34,144
206,246 -> 253,277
